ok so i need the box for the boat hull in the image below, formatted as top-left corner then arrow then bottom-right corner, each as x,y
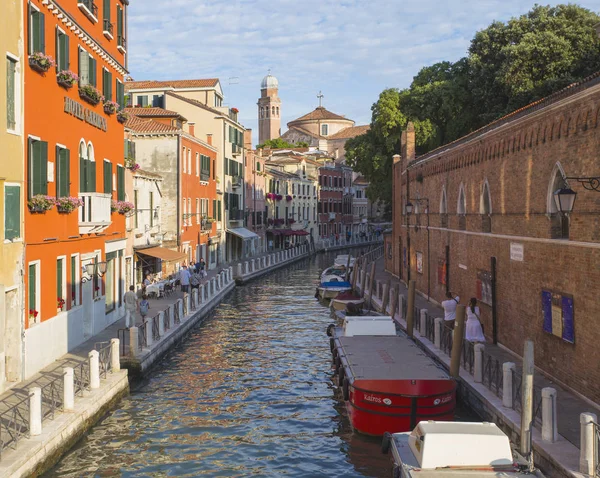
330,297 -> 364,311
319,287 -> 351,300
345,379 -> 456,436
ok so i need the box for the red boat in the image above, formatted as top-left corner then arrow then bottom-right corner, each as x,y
327,316 -> 456,436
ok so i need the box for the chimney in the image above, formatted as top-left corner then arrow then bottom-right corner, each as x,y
188,122 -> 195,137
244,129 -> 253,150
206,133 -> 212,146
401,122 -> 416,163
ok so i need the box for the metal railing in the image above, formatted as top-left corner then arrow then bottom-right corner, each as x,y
40,375 -> 65,421
103,19 -> 114,35
139,321 -> 148,350
73,361 -> 90,397
481,348 -> 502,397
78,0 -> 98,18
424,313 -> 435,343
0,393 -> 31,458
95,342 -> 112,379
461,340 -> 474,375
512,369 -> 544,426
152,315 -> 160,341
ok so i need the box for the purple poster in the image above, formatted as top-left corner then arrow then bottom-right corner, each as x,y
541,290 -> 552,334
562,296 -> 574,343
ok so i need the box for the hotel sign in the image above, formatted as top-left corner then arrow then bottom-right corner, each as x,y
64,97 -> 107,132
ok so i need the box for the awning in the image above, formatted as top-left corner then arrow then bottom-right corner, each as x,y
268,229 -> 309,236
135,246 -> 187,262
295,230 -> 309,236
227,227 -> 259,240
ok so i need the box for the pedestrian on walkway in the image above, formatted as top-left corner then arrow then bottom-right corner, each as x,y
180,265 -> 191,293
465,298 -> 486,343
199,257 -> 207,278
190,270 -> 201,291
139,294 -> 150,322
441,291 -> 460,329
123,286 -> 138,329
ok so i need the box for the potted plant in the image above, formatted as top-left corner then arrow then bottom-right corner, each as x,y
103,100 -> 120,115
276,194 -> 283,201
111,200 -> 119,213
29,309 -> 39,323
125,157 -> 140,171
28,195 -> 55,213
286,195 -> 293,201
56,70 -> 79,88
116,200 -> 134,214
117,110 -> 129,124
29,52 -> 55,73
57,297 -> 65,313
56,196 -> 83,213
231,107 -> 239,114
79,84 -> 104,106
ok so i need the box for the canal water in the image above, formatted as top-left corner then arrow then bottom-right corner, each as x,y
47,252 -> 476,477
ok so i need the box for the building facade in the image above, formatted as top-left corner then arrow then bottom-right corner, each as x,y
352,175 -> 369,236
23,0 -> 129,377
318,161 -> 346,239
392,76 -> 600,402
244,131 -> 267,252
1,0 -> 25,391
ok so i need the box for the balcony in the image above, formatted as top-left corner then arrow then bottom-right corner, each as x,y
117,35 -> 127,53
103,19 -> 114,39
232,175 -> 242,189
232,144 -> 242,156
201,217 -> 214,232
228,209 -> 243,222
200,169 -> 210,182
79,193 -> 111,234
77,0 -> 98,22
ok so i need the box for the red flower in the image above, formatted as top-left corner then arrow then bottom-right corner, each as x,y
29,309 -> 39,318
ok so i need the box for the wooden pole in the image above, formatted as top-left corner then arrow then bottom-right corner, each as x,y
389,287 -> 398,320
345,254 -> 351,282
351,257 -> 360,294
367,261 -> 376,310
406,280 -> 416,337
521,340 -> 534,459
449,305 -> 466,378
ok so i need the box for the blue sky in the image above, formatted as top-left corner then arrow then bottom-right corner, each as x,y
128,0 -> 600,144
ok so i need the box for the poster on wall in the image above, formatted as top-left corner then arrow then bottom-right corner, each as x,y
437,259 -> 447,285
541,289 -> 574,344
476,270 -> 492,306
416,252 -> 423,274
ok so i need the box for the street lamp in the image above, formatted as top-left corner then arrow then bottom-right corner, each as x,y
82,261 -> 107,283
406,197 -> 430,300
553,187 -> 577,214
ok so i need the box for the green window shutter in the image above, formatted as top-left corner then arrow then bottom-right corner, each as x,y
4,185 -> 20,241
89,57 -> 96,87
117,6 -> 123,42
31,9 -> 45,54
116,80 -> 124,109
78,48 -> 89,86
28,5 -> 33,54
29,140 -> 48,197
40,12 -> 45,53
64,34 -> 69,70
28,264 -> 36,312
104,161 -> 112,194
87,160 -> 96,193
103,0 -> 110,22
108,71 -> 112,101
56,147 -> 70,198
80,155 -> 86,193
57,259 -> 63,300
212,199 -> 216,219
6,58 -> 16,130
117,165 -> 124,201
218,200 -> 222,221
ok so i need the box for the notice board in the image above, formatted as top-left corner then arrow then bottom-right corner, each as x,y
542,290 -> 574,344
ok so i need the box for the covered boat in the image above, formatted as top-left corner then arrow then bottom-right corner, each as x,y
330,292 -> 365,312
318,280 -> 352,300
327,316 -> 456,436
382,421 -> 542,478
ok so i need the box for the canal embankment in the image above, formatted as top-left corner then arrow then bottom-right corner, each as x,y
352,258 -> 597,478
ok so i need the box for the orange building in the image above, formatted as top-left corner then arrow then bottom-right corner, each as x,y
24,0 -> 129,376
125,108 -> 218,271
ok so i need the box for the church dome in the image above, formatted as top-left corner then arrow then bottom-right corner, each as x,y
261,74 -> 278,90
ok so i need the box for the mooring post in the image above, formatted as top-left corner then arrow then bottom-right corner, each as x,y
64,367 -> 75,411
367,262 -> 376,310
520,340 -> 534,459
406,280 -> 416,337
502,362 -> 516,408
389,287 -> 398,319
580,412 -> 598,475
449,305 -> 466,378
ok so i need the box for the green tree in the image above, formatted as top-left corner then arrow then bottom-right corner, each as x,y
256,138 -> 309,149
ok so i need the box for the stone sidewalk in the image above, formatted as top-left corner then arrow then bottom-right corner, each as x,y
367,257 -> 599,449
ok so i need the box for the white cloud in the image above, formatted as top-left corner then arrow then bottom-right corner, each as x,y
127,0 -> 600,144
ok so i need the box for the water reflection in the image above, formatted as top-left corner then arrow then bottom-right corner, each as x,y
46,253 -> 467,477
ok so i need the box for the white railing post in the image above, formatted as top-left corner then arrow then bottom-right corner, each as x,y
580,412 -> 598,475
398,295 -> 405,321
502,362 -> 516,408
229,266 -> 233,282
474,344 -> 485,383
111,338 -> 120,371
434,318 -> 442,348
158,311 -> 165,336
244,262 -> 249,274
419,309 -> 427,335
211,278 -> 216,295
542,387 -> 558,443
382,283 -> 389,312
237,263 -> 243,277
186,292 -> 191,312
130,326 -> 139,356
89,350 -> 100,389
179,300 -> 184,319
29,387 -> 42,436
63,367 -> 75,411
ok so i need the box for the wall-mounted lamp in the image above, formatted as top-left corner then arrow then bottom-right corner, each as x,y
81,261 -> 107,283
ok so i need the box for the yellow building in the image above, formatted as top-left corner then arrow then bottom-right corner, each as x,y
0,0 -> 25,391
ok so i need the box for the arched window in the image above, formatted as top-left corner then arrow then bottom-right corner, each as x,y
79,140 -> 96,193
272,106 -> 275,115
457,183 -> 466,230
547,163 -> 569,239
440,187 -> 448,227
260,107 -> 264,118
480,180 -> 492,232
276,107 -> 279,116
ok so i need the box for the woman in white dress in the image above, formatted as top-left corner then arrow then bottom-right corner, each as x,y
465,298 -> 486,343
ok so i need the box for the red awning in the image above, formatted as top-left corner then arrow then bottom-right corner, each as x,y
295,230 -> 309,236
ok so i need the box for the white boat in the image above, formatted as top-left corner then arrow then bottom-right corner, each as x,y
382,421 -> 543,478
319,255 -> 355,283
334,254 -> 355,267
317,279 -> 352,300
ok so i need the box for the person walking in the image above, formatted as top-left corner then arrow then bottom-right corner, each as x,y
199,257 -> 207,278
123,286 -> 138,329
139,294 -> 150,322
180,265 -> 191,293
465,298 -> 486,343
441,291 -> 460,329
190,269 -> 201,291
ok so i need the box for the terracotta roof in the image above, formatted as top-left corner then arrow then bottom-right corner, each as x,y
353,175 -> 369,185
411,70 -> 600,167
290,106 -> 352,123
125,107 -> 186,121
125,116 -> 181,134
125,79 -> 219,90
328,125 -> 370,140
165,91 -> 225,117
286,124 -> 323,139
134,169 -> 163,180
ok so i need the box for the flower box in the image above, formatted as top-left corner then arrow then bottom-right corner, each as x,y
29,53 -> 55,73
286,195 -> 293,201
79,84 -> 104,106
103,100 -> 119,115
28,195 -> 55,213
117,111 -> 129,124
125,158 -> 140,171
56,196 -> 83,213
56,70 -> 79,89
112,200 -> 134,215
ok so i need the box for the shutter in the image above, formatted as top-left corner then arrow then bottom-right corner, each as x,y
104,162 -> 112,194
78,48 -> 89,86
6,59 -> 15,130
116,80 -> 124,109
55,26 -> 59,71
89,56 -> 96,87
90,161 -> 96,192
212,199 -> 216,219
56,146 -> 70,198
31,141 -> 48,196
39,11 -> 45,53
57,259 -> 63,299
28,4 -> 33,54
103,0 -> 110,22
4,185 -> 20,241
28,264 -> 36,312
80,154 -> 87,193
117,165 -> 124,200
117,6 -> 123,40
108,71 -> 112,101
218,200 -> 222,221
64,33 -> 70,70
63,148 -> 71,197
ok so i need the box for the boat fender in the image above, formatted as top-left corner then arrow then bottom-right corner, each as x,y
334,355 -> 341,373
381,432 -> 392,454
338,365 -> 345,386
329,337 -> 335,353
342,377 -> 349,401
326,323 -> 335,337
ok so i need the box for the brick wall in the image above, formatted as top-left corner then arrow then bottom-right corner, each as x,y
393,80 -> 600,402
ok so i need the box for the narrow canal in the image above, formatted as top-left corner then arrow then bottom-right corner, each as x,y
47,252 -> 476,477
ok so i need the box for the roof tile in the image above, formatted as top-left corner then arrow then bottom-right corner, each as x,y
125,79 -> 219,90
290,107 -> 352,123
328,125 -> 370,140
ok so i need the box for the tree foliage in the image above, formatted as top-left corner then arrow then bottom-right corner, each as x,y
256,138 -> 309,149
346,4 -> 600,210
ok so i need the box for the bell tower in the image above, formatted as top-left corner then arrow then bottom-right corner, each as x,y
258,72 -> 281,145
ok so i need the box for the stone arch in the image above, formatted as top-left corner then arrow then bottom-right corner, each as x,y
547,162 -> 568,214
457,183 -> 467,215
440,186 -> 448,214
480,179 -> 492,215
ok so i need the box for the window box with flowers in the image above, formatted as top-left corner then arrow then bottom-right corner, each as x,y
28,195 -> 55,213
29,52 -> 55,73
117,110 -> 129,124
29,309 -> 39,324
266,192 -> 275,200
125,157 -> 140,172
57,297 -> 65,313
112,200 -> 134,215
103,100 -> 119,115
79,84 -> 104,106
286,195 -> 293,201
56,196 -> 83,214
276,194 -> 283,201
56,70 -> 79,89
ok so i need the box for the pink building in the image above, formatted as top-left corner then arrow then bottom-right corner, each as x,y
244,131 -> 267,252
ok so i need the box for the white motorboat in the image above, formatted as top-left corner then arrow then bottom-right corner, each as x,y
317,279 -> 352,300
382,421 -> 543,478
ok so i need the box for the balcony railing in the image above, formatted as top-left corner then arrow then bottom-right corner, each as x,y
200,169 -> 210,182
77,0 -> 98,22
232,175 -> 242,188
117,35 -> 126,52
232,144 -> 242,156
228,209 -> 243,221
201,217 -> 214,232
79,193 -> 111,234
103,19 -> 114,38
